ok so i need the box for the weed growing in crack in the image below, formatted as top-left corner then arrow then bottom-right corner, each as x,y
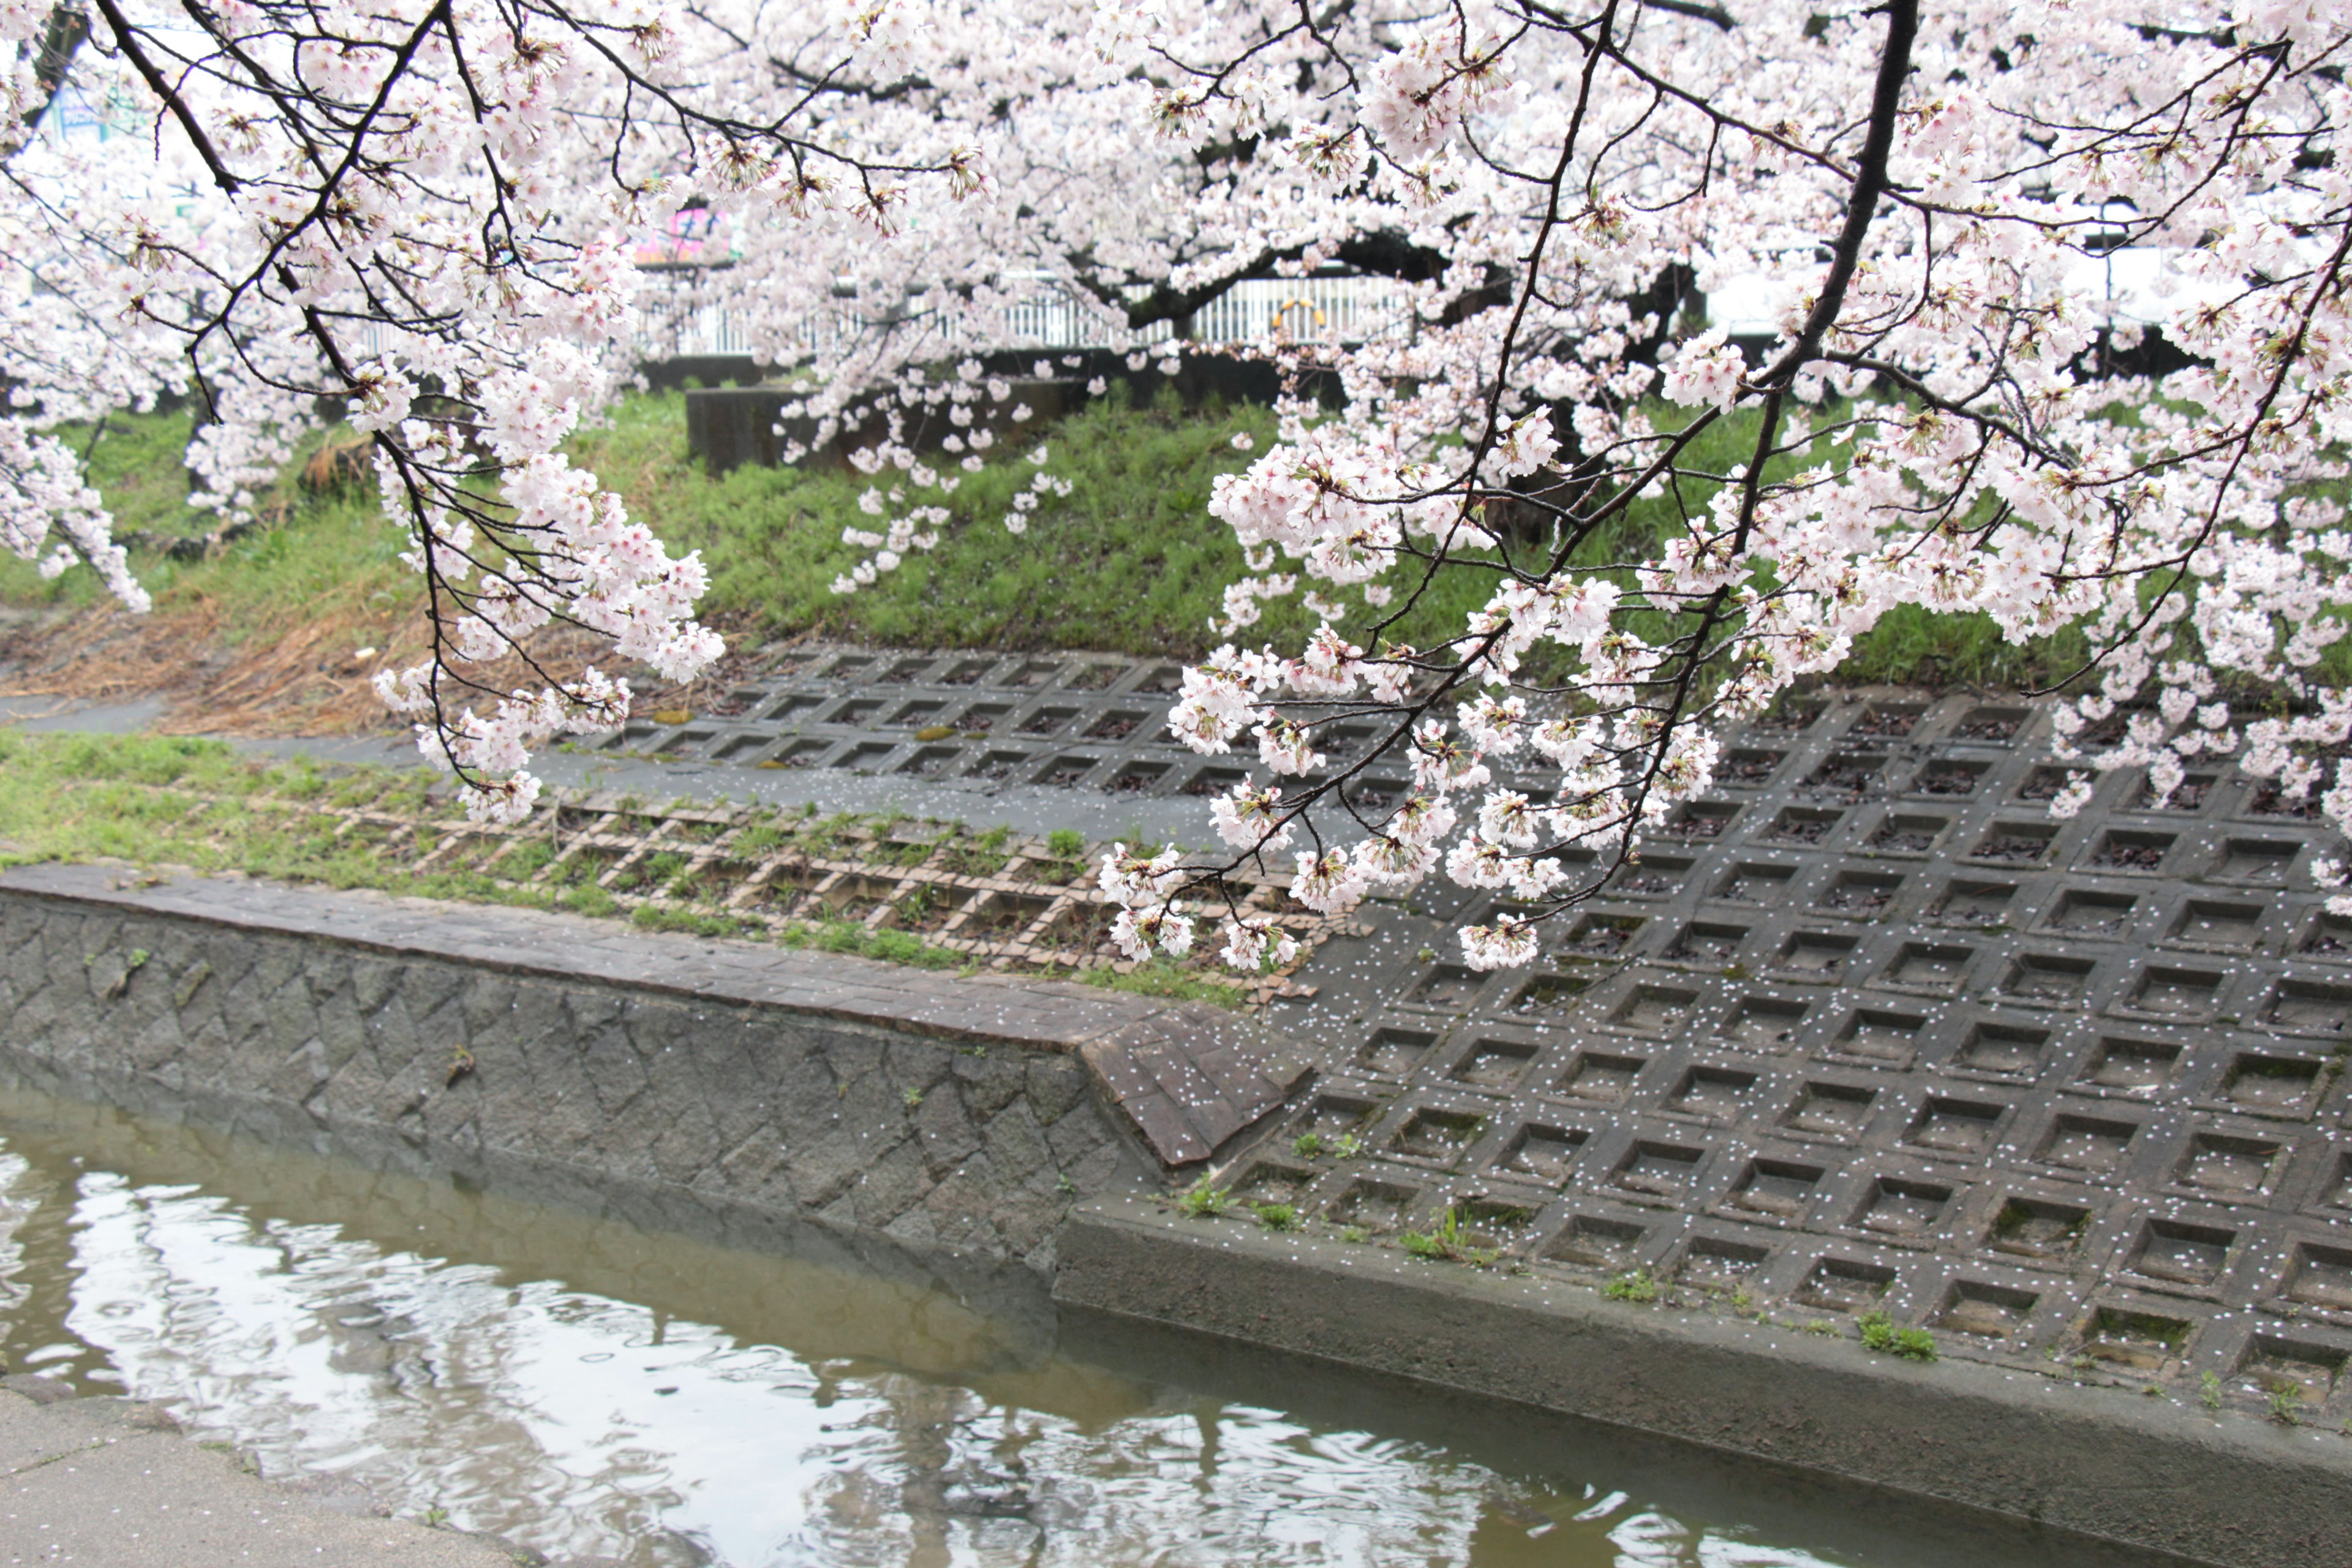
1602,1270 -> 1661,1303
1398,1207 -> 1499,1265
1858,1310 -> 1937,1362
1176,1174 -> 1229,1218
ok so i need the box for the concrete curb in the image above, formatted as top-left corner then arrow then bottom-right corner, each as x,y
1052,1193 -> 2352,1568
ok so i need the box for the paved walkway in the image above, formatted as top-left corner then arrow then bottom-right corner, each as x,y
0,1381 -> 524,1567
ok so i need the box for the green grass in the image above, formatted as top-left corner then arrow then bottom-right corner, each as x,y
2,384 -> 2296,696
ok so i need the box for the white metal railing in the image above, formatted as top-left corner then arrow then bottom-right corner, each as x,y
631,273 -> 1415,364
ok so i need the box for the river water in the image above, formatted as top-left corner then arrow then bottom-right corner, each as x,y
0,1083 -> 2168,1568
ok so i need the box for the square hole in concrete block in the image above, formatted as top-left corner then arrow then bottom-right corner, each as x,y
2001,952 -> 2094,1003
1721,748 -> 1787,785
1954,1020 -> 2054,1077
1936,1281 -> 2040,1340
2127,1218 -> 2234,1289
2171,899 -> 2266,950
2302,912 -> 2352,959
2264,980 -> 2352,1038
760,692 -> 828,723
1108,761 -> 1170,795
1954,705 -> 2028,743
1782,1082 -> 1877,1142
1559,914 -> 1643,957
1512,970 -> 1597,1017
1665,1066 -> 1758,1124
1457,1200 -> 1537,1251
654,726 -> 718,756
2212,837 -> 2300,883
1611,854 -> 1697,897
1796,1257 -> 1896,1313
1134,663 -> 1183,695
1988,1197 -> 2093,1262
1758,695 -> 1826,731
1856,1177 -> 1954,1237
2124,965 -> 2223,1019
2077,1036 -> 2181,1096
712,734 -> 781,763
1233,1163 -> 1316,1205
1344,775 -> 1408,810
1292,1101 -> 1376,1156
840,741 -> 898,772
1911,759 -> 1990,797
1545,1215 -> 1646,1270
1718,861 -> 1800,902
1611,1140 -> 1706,1198
2247,782 -> 2327,820
2135,771 -> 2217,812
1970,823 -> 2058,865
940,657 -> 996,686
2286,1243 -> 2352,1310
1553,1051 -> 1647,1105
965,749 -> 1035,782
954,703 -> 1013,734
1017,706 -> 1078,736
1084,710 -> 1145,741
2086,829 -> 2175,873
2016,766 -> 2076,804
1868,812 -> 1950,856
1069,662 -> 1123,692
1005,660 -> 1060,688
1931,878 -> 2018,927
1033,754 -> 1101,789
831,697 -> 886,725
1355,1028 -> 1436,1079
1325,1179 -> 1418,1232
1776,931 -> 1858,977
2239,1336 -> 2348,1407
1664,921 -> 1749,965
2222,1051 -> 2324,1114
1904,1096 -> 2005,1158
882,657 -> 934,682
1762,807 -> 1843,846
1611,984 -> 1698,1035
1807,752 -> 1889,799
1850,702 -> 1926,739
960,889 -> 1055,938
1728,1158 -> 1823,1219
1680,1237 -> 1772,1289
2177,1131 -> 2286,1197
2045,889 -> 2138,936
1498,1124 -> 1588,1185
2038,1113 -> 2139,1175
1659,802 -> 1741,841
1722,996 -> 1809,1049
897,745 -> 961,777
1818,869 -> 1905,916
1176,766 -> 1250,802
1408,965 -> 1486,1010
1836,1007 -> 1927,1065
1452,1038 -> 1538,1090
2081,1307 -> 2194,1371
2328,1153 -> 2352,1212
1389,1109 -> 1485,1165
889,699 -> 948,728
1884,942 -> 1973,990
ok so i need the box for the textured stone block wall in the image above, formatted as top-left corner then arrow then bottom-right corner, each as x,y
0,884 -> 1149,1274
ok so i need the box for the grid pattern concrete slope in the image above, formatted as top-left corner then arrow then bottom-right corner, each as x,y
1241,687 -> 2352,1425
600,644 -> 1445,810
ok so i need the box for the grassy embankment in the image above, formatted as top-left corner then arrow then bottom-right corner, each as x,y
1,386 -> 2110,692
0,729 -> 1244,1005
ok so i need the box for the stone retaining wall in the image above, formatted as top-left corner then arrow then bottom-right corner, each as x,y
0,864 -> 1298,1279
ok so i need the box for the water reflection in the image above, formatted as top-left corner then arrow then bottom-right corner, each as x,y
0,1085 -> 2144,1567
